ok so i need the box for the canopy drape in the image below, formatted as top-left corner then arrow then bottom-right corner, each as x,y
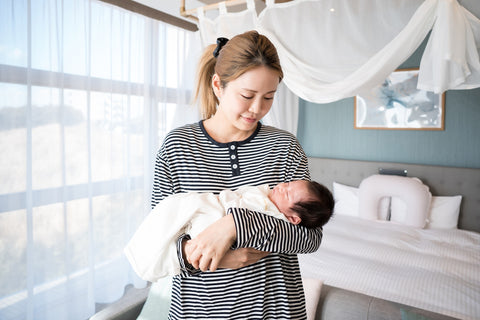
197,0 -> 480,104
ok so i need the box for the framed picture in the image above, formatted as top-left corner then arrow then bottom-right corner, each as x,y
354,68 -> 445,130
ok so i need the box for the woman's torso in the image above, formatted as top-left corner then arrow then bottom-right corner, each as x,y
154,121 -> 310,319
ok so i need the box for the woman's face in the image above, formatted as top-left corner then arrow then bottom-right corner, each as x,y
213,66 -> 280,135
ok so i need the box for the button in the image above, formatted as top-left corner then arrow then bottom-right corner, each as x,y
230,145 -> 236,150
231,155 -> 236,160
232,164 -> 238,169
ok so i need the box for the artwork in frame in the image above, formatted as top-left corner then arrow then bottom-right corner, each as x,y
355,68 -> 445,130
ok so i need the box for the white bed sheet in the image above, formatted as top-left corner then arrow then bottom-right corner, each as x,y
298,215 -> 480,320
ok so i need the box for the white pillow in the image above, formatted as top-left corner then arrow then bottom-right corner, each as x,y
428,196 -> 462,229
358,175 -> 431,228
333,182 -> 390,218
391,195 -> 462,229
333,182 -> 359,216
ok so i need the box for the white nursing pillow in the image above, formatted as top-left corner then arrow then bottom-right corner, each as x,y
358,175 -> 432,228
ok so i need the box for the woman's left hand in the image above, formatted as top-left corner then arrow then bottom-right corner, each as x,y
217,248 -> 269,269
184,214 -> 237,272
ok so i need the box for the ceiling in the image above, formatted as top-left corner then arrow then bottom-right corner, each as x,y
132,0 -> 202,23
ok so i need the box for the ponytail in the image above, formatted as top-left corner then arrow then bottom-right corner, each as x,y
194,44 -> 218,120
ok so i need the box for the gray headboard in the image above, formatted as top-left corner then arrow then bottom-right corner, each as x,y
308,157 -> 480,233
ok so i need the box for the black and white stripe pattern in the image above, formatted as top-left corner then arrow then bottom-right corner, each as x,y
152,121 -> 322,319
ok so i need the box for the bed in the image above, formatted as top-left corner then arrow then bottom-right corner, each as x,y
299,157 -> 480,320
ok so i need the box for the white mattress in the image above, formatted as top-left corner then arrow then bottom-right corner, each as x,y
298,215 -> 480,320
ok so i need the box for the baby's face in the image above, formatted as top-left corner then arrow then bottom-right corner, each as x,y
269,180 -> 312,216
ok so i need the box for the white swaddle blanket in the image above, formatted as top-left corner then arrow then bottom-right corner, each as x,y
124,184 -> 286,282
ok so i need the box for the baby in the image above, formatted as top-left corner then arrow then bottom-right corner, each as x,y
125,180 -> 333,281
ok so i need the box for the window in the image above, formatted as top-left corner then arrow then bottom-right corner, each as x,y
0,1 -> 200,319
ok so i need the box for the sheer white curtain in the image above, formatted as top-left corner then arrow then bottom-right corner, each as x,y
0,0 -> 199,319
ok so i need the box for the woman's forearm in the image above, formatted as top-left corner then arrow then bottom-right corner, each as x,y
180,207 -> 321,273
230,207 -> 323,254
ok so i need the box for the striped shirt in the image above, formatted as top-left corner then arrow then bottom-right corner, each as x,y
152,121 -> 322,319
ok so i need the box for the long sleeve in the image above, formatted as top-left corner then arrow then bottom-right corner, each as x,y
150,138 -> 194,277
151,143 -> 175,208
229,208 -> 323,254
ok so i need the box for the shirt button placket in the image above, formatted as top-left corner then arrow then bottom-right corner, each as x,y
228,143 -> 240,176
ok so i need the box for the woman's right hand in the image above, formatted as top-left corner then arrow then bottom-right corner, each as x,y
183,214 -> 237,272
217,248 -> 269,270
181,219 -> 269,271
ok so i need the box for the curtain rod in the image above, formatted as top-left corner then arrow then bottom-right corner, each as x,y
180,0 -> 250,21
99,0 -> 198,31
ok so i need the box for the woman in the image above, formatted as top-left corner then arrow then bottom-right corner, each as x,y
152,31 -> 322,319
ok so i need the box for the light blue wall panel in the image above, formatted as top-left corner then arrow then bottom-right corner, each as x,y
297,88 -> 480,168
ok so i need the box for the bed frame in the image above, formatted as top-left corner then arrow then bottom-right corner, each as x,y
308,157 -> 480,233
314,284 -> 457,320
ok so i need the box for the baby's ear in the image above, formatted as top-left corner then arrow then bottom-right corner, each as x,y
286,215 -> 301,225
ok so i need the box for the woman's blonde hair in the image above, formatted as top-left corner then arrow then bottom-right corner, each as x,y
194,30 -> 283,120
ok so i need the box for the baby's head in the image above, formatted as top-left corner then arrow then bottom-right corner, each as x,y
269,180 -> 334,228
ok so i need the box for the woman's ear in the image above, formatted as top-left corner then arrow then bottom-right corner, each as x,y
286,214 -> 302,225
212,73 -> 222,98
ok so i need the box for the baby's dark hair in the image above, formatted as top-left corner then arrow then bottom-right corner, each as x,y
291,181 -> 334,228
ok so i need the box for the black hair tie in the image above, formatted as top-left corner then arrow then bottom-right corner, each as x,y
213,37 -> 229,58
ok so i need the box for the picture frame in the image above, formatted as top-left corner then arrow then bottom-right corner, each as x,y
354,68 -> 445,130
